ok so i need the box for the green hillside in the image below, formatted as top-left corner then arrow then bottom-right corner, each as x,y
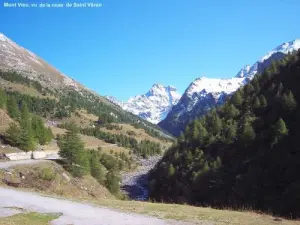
149,50 -> 300,218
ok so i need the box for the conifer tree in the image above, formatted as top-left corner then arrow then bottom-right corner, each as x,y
198,123 -> 208,143
105,171 -> 121,194
168,163 -> 175,177
270,61 -> 278,74
275,118 -> 288,137
89,151 -> 107,185
19,125 -> 36,151
225,104 -> 239,118
58,126 -> 90,177
0,89 -> 7,108
192,123 -> 200,141
5,123 -> 21,146
231,91 -> 243,107
225,122 -> 237,143
7,96 -> 20,120
282,90 -> 297,111
20,101 -> 30,127
259,95 -> 267,107
244,84 -> 255,95
240,122 -> 256,142
178,132 -> 185,143
211,114 -> 222,135
253,96 -> 261,108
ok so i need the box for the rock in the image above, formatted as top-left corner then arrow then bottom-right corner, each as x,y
62,173 -> 71,182
3,178 -> 21,187
19,172 -> 25,180
5,151 -> 32,161
121,155 -> 161,201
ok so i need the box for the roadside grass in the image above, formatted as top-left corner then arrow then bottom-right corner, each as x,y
91,199 -> 300,225
0,212 -> 60,225
0,176 -> 299,225
0,161 -> 114,200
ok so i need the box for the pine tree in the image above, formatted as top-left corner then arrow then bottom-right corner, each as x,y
32,116 -> 53,145
251,77 -> 260,93
105,171 -> 120,194
198,123 -> 208,143
89,151 -> 107,185
18,102 -> 36,151
0,89 -> 7,108
225,104 -> 239,118
19,125 -> 36,151
275,118 -> 288,137
192,123 -> 200,141
240,122 -> 256,142
231,91 -> 243,107
178,132 -> 185,143
253,96 -> 261,108
58,127 -> 89,177
244,84 -> 255,95
282,90 -> 297,111
225,122 -> 237,143
5,123 -> 21,146
7,96 -> 20,120
168,163 -> 175,177
20,101 -> 30,128
259,95 -> 267,107
211,114 -> 222,135
269,61 -> 278,74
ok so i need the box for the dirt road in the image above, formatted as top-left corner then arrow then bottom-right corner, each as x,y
0,187 -> 194,225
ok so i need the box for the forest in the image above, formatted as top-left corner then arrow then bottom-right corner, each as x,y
149,50 -> 300,218
58,122 -> 162,158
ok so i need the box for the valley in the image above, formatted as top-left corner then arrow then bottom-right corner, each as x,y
0,30 -> 300,225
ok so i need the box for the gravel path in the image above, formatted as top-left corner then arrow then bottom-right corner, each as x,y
0,187 -> 194,225
121,156 -> 161,200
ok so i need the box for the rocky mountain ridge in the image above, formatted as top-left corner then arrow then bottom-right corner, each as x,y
159,39 -> 300,136
106,84 -> 181,124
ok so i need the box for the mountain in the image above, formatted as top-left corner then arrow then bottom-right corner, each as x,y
0,33 -> 170,139
0,33 -> 82,91
106,84 -> 181,124
149,49 -> 300,218
159,39 -> 300,136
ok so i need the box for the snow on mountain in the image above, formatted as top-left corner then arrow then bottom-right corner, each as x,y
159,39 -> 300,136
186,77 -> 244,100
106,84 -> 181,124
235,39 -> 300,79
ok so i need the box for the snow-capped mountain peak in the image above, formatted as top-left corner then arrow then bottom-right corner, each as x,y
259,39 -> 300,63
106,84 -> 181,124
236,39 -> 300,79
186,76 -> 244,99
235,65 -> 251,78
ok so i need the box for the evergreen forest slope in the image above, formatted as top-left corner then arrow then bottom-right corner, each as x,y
149,50 -> 300,218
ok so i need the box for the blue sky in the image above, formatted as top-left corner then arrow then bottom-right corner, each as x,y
1,0 -> 300,101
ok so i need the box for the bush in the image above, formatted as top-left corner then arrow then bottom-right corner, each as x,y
38,167 -> 56,181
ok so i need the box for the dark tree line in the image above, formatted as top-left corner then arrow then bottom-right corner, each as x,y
149,50 -> 300,218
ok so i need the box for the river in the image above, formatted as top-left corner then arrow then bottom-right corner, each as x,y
121,155 -> 161,200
